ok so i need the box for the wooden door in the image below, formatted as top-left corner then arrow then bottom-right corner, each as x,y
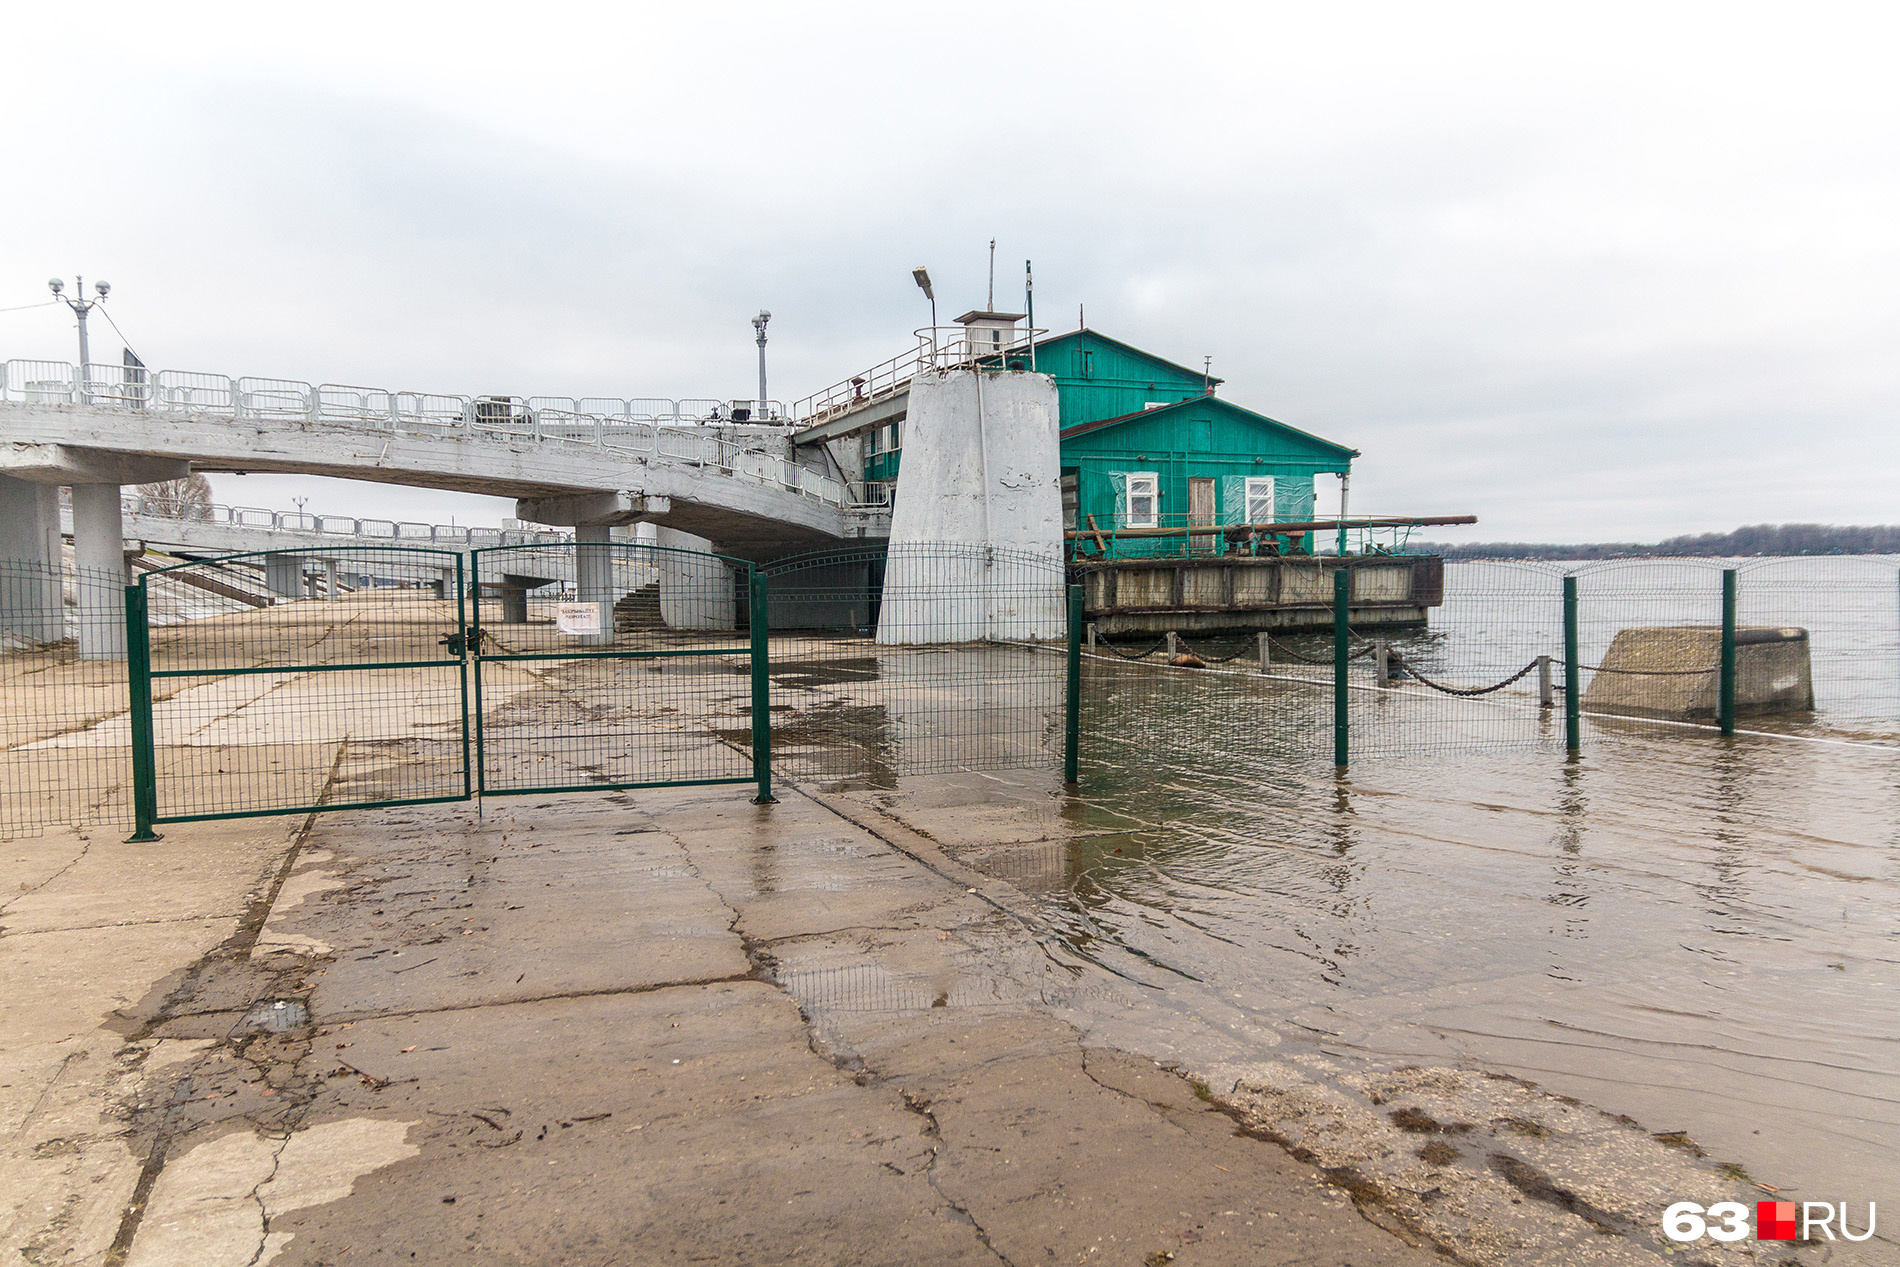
1188,477 -> 1216,554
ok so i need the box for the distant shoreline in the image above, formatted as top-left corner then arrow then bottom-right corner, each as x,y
1411,523 -> 1900,561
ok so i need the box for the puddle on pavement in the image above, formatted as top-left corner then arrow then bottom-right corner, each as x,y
769,657 -> 883,689
242,998 -> 309,1033
953,725 -> 1900,1204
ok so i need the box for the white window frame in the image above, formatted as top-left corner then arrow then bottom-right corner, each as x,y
1124,472 -> 1159,529
1244,476 -> 1275,525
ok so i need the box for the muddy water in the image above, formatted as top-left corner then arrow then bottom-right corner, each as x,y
1040,718 -> 1900,1204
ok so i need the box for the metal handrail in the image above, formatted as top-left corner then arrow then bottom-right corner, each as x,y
110,492 -> 575,546
1,358 -> 843,509
789,326 -> 1046,425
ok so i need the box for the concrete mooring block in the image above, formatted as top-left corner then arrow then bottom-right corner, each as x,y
1581,626 -> 1813,721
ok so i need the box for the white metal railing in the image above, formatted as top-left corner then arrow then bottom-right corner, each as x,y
790,326 -> 1045,427
109,493 -> 575,547
1,358 -> 842,509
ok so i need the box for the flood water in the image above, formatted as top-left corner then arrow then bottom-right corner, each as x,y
1030,628 -> 1900,1208
922,558 -> 1900,1210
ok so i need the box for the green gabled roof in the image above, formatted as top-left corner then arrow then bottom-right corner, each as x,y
1030,328 -> 1223,388
1058,394 -> 1359,460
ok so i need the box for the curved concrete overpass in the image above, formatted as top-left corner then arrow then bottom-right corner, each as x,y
1,358 -> 891,654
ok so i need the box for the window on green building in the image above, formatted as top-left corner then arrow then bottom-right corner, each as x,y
1125,472 -> 1158,528
1245,476 -> 1276,524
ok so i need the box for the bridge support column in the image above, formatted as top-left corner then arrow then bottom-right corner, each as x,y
326,560 -> 340,600
0,476 -> 65,644
574,525 -> 616,645
70,483 -> 129,659
656,527 -> 735,631
264,554 -> 305,600
877,369 -> 1065,644
497,587 -> 529,623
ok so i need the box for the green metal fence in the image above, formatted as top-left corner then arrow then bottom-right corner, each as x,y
468,542 -> 767,800
1074,556 -> 1900,774
127,547 -> 473,839
757,544 -> 1072,784
6,548 -> 1894,843
1,559 -> 135,838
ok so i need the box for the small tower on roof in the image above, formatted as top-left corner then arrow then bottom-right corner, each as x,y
953,308 -> 1026,360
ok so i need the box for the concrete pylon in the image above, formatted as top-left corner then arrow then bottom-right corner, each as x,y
69,484 -> 129,659
876,369 -> 1065,645
655,526 -> 734,631
573,525 -> 616,645
0,475 -> 65,644
264,555 -> 305,600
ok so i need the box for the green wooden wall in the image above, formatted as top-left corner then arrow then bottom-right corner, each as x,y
1059,394 -> 1353,556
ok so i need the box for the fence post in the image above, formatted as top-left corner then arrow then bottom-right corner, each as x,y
750,570 -> 776,804
455,554 -> 473,801
1563,575 -> 1581,754
1333,567 -> 1349,768
1258,630 -> 1271,673
1374,641 -> 1390,687
1719,568 -> 1737,736
124,585 -> 162,842
1086,621 -> 1097,653
1537,654 -> 1552,708
1065,584 -> 1082,785
1166,631 -> 1179,661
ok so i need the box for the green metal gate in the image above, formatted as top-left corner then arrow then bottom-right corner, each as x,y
468,542 -> 772,802
127,547 -> 473,840
123,541 -> 1090,841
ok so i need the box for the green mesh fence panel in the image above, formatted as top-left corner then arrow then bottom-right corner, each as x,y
0,559 -> 134,838
762,544 -> 1068,781
139,548 -> 470,823
1736,556 -> 1900,745
471,542 -> 756,794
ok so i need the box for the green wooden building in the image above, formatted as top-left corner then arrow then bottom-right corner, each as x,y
1042,331 -> 1356,557
860,329 -> 1356,556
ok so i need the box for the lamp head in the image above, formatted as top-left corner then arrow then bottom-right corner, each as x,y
48,278 -> 64,295
911,266 -> 933,301
94,280 -> 109,297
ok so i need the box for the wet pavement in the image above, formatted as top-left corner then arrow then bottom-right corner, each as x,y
6,632 -> 1898,1263
72,788 -> 1455,1266
875,723 -> 1900,1257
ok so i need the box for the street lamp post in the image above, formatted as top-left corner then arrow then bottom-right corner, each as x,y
752,310 -> 771,423
48,275 -> 110,398
912,266 -> 936,357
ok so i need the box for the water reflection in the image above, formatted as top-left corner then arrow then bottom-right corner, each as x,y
964,699 -> 1900,1201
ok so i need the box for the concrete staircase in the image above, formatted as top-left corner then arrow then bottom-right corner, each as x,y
614,582 -> 664,631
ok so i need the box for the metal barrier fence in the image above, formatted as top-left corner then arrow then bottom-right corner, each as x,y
759,545 -> 1071,782
1082,557 -> 1900,766
469,543 -> 765,798
4,551 -> 1894,841
0,560 -> 135,838
125,549 -> 473,836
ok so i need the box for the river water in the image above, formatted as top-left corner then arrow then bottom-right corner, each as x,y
993,558 -> 1900,1207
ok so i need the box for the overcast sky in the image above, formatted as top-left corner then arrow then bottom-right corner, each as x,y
4,2 -> 1894,541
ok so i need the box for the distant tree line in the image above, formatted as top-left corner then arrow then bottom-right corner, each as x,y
1414,524 -> 1900,561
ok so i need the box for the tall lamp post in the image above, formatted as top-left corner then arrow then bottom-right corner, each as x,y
48,275 -> 110,397
752,310 -> 771,423
912,266 -> 936,357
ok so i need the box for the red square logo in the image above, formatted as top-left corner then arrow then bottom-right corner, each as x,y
1757,1202 -> 1799,1241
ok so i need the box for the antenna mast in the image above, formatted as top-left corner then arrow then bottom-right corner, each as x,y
987,239 -> 996,310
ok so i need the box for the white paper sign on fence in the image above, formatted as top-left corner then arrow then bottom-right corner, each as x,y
555,603 -> 602,636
